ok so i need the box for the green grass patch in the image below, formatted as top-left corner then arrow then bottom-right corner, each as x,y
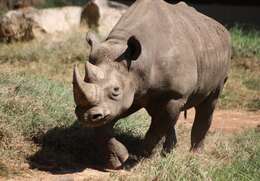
230,26 -> 260,58
243,78 -> 260,91
246,99 -> 260,111
210,130 -> 260,181
0,72 -> 75,138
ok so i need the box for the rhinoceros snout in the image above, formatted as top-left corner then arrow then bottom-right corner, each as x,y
88,107 -> 110,122
91,112 -> 104,121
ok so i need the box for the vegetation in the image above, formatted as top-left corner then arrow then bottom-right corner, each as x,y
0,72 -> 259,180
230,25 -> 260,58
32,0 -> 90,8
218,26 -> 260,110
0,26 -> 259,179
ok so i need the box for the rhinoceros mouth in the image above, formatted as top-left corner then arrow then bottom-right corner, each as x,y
80,115 -> 113,128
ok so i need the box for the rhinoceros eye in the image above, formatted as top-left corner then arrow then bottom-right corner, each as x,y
112,87 -> 120,95
110,86 -> 121,100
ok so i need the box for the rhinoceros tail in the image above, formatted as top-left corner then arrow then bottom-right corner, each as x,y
184,110 -> 187,119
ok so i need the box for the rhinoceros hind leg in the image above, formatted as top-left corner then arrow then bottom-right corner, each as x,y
190,84 -> 224,151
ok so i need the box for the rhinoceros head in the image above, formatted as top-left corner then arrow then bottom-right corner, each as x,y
73,32 -> 141,127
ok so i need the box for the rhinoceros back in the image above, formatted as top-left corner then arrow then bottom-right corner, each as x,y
166,1 -> 231,94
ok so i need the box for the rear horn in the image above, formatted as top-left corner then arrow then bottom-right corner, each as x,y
84,61 -> 105,82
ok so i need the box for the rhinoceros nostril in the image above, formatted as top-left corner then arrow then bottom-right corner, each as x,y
91,113 -> 104,121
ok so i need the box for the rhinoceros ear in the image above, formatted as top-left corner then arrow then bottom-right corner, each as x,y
126,36 -> 142,61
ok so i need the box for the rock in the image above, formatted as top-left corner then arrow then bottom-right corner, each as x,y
0,0 -> 128,42
0,6 -> 82,42
29,6 -> 83,34
0,8 -> 36,42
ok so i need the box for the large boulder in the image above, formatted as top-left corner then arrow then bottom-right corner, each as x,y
0,8 -> 36,42
0,0 -> 44,10
0,0 -> 127,42
0,6 -> 83,42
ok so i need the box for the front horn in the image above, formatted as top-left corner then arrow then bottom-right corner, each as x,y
73,65 -> 98,106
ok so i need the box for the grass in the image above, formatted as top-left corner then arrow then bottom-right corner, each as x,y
0,30 -> 87,82
118,108 -> 258,180
0,72 -> 259,179
230,25 -> 260,58
0,73 -> 74,137
217,26 -> 260,110
0,73 -> 258,179
0,26 -> 259,179
114,120 -> 260,180
210,129 -> 260,181
0,72 -> 76,176
219,67 -> 260,110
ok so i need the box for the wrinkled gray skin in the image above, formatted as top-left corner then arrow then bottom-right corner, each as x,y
73,0 -> 231,169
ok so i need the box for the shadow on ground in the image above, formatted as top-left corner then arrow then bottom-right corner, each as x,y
28,121 -> 144,174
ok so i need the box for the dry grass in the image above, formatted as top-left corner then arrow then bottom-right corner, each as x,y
219,67 -> 260,110
217,26 -> 260,111
0,30 -> 88,82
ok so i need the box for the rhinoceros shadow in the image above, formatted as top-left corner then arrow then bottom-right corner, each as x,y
27,121 -> 144,174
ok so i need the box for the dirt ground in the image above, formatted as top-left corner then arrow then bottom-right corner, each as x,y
4,109 -> 260,181
180,109 -> 260,133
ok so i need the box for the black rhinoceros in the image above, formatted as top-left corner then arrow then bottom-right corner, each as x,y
73,0 -> 231,169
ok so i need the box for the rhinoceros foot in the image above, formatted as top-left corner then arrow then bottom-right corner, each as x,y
105,137 -> 129,169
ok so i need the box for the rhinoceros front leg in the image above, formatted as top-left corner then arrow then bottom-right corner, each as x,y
105,137 -> 129,169
94,123 -> 129,169
142,116 -> 166,156
144,99 -> 182,156
162,125 -> 178,156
